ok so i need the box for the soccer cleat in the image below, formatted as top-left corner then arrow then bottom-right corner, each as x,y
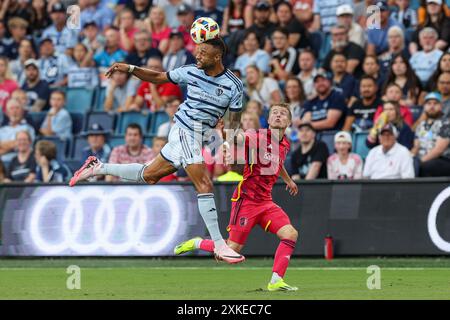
174,237 -> 202,255
69,156 -> 102,187
214,244 -> 245,264
267,279 -> 298,292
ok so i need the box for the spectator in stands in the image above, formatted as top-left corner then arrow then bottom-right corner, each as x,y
367,100 -> 415,150
427,52 -> 450,91
247,0 -> 277,51
366,0 -> 401,57
245,99 -> 268,128
437,72 -> 450,118
412,92 -> 450,176
322,24 -> 366,77
39,90 -> 72,141
37,38 -> 71,87
234,31 -> 271,77
221,0 -> 252,36
126,0 -> 152,21
245,64 -> 282,109
0,56 -> 19,111
117,8 -> 139,53
195,0 -> 224,26
354,0 -> 372,27
80,0 -> 115,31
104,67 -> 140,113
30,0 -> 52,38
336,4 -> 365,48
10,89 -> 28,112
10,38 -> 36,86
162,29 -> 195,71
384,53 -> 424,107
410,27 -> 444,86
21,58 -> 50,111
67,43 -> 99,88
291,122 -> 329,180
125,30 -> 163,68
176,4 -> 196,53
285,77 -> 306,126
378,83 -> 414,126
6,130 -> 36,182
41,2 -> 78,56
240,109 -> 261,130
391,0 -> 418,29
359,55 -> 385,96
81,22 -> 106,55
302,71 -> 347,131
106,123 -> 154,182
330,53 -> 357,101
4,16 -> 30,60
145,6 -> 171,55
130,56 -> 182,112
94,27 -> 128,68
410,0 -> 450,54
34,139 -> 71,182
0,158 -> 6,182
310,0 -> 353,34
327,131 -> 363,180
297,49 -> 318,100
0,98 -> 35,161
275,1 -> 309,50
157,98 -> 180,137
269,27 -> 299,81
378,26 -> 409,75
363,124 -> 415,179
291,0 -> 314,30
81,123 -> 112,163
344,75 -> 383,132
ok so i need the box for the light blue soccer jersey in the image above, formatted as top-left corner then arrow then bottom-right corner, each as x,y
166,64 -> 244,133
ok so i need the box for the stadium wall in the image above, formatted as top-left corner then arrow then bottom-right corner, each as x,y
0,179 -> 449,256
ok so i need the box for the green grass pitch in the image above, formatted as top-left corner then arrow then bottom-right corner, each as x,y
0,257 -> 449,299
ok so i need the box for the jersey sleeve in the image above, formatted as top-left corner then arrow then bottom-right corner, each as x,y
166,65 -> 194,85
229,81 -> 244,112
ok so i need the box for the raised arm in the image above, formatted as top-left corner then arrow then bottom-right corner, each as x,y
105,63 -> 169,84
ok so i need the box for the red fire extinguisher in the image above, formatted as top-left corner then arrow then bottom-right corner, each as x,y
324,234 -> 334,260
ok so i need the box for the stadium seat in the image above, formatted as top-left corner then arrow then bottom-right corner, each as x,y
116,112 -> 151,134
36,136 -> 69,161
410,105 -> 423,123
108,135 -> 125,148
149,111 -> 169,134
143,135 -> 155,147
319,130 -> 338,154
66,88 -> 95,113
70,112 -> 85,135
353,132 -> 370,159
28,112 -> 47,131
71,135 -> 89,160
86,112 -> 115,132
95,87 -> 106,111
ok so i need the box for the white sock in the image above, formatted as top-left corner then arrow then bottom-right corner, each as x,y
197,193 -> 224,246
271,272 -> 282,284
97,163 -> 146,182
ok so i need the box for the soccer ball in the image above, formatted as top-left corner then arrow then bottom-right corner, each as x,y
190,17 -> 220,44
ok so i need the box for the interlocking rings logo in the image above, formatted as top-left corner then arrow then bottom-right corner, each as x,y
427,187 -> 450,253
27,187 -> 182,255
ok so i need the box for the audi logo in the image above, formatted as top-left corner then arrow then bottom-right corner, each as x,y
26,187 -> 182,255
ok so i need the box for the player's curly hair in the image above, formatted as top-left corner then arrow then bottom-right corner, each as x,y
204,37 -> 227,58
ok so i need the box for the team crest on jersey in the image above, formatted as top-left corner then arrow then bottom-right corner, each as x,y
215,88 -> 224,96
239,217 -> 248,227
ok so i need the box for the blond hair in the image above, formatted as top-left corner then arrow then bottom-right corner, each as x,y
269,103 -> 292,120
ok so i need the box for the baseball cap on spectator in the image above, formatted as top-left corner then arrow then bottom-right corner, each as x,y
336,4 -> 354,16
255,0 -> 271,10
24,59 -> 39,69
334,131 -> 352,144
313,70 -> 332,82
82,123 -> 110,136
84,21 -> 98,29
169,29 -> 183,38
374,0 -> 389,11
177,4 -> 193,15
39,37 -> 53,46
424,92 -> 442,103
379,123 -> 399,136
50,2 -> 66,13
298,122 -> 316,131
427,0 -> 442,4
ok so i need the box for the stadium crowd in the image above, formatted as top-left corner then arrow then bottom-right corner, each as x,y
0,0 -> 449,183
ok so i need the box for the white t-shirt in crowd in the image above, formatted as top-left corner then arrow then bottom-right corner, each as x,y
249,77 -> 281,108
327,153 -> 363,180
363,142 -> 415,179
